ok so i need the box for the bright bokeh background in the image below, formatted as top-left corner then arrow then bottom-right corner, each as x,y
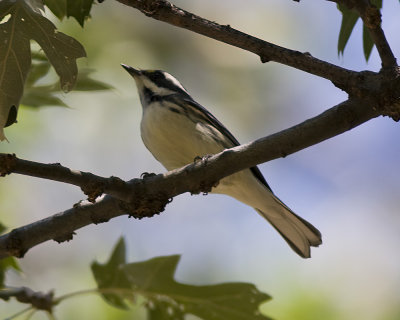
1,0 -> 400,319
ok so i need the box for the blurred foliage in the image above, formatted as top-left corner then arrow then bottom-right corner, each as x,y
21,52 -> 112,109
44,0 -> 94,26
91,237 -> 272,320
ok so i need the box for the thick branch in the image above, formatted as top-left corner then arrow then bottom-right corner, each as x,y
0,196 -> 125,259
0,97 -> 381,259
114,0 -> 360,89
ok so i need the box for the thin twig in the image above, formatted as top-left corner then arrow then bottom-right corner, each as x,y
114,0 -> 361,91
5,306 -> 34,320
335,0 -> 397,68
358,1 -> 397,68
0,287 -> 54,312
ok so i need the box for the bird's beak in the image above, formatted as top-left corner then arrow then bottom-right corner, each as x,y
121,64 -> 141,77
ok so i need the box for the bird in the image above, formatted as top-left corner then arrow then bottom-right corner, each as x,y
122,64 -> 322,258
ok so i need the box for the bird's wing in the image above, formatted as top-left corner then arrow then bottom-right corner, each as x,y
180,97 -> 273,193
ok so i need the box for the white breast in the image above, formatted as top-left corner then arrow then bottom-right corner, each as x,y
140,100 -> 266,203
140,100 -> 226,171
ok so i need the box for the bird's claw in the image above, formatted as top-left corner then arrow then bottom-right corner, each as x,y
141,172 -> 157,179
193,154 -> 212,164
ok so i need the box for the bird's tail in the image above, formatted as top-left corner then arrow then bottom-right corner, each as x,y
256,195 -> 322,258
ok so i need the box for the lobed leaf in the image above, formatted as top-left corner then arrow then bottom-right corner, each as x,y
66,0 -> 94,27
0,1 -> 32,140
44,0 -> 67,20
19,5 -> 86,92
92,238 -> 272,320
0,0 -> 86,140
91,237 -> 130,309
43,0 -> 96,26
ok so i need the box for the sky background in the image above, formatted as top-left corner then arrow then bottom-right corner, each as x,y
1,0 -> 400,319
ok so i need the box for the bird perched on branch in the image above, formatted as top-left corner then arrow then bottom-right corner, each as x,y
122,64 -> 322,258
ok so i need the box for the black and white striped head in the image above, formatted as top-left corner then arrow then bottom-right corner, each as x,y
121,64 -> 191,106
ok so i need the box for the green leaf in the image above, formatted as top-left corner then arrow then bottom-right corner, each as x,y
21,59 -> 67,108
0,257 -> 21,288
91,237 -> 130,309
92,238 -> 272,320
123,255 -> 272,320
370,0 -> 383,10
337,0 -> 382,61
21,86 -> 68,108
0,0 -> 86,140
20,5 -> 87,92
21,59 -> 112,108
21,56 -> 111,108
44,0 -> 67,20
337,3 -> 360,56
73,69 -> 113,91
31,51 -> 48,62
25,62 -> 51,87
362,24 -> 374,61
44,0 -> 95,25
66,0 -> 94,27
0,223 -> 22,288
147,299 -> 185,320
0,1 -> 32,140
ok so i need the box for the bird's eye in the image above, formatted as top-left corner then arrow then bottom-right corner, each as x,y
147,70 -> 165,82
153,70 -> 163,78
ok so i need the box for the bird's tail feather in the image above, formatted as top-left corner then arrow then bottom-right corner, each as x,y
256,196 -> 322,258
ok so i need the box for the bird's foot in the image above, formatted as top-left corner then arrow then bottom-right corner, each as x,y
140,172 -> 157,179
193,154 -> 213,165
191,154 -> 219,195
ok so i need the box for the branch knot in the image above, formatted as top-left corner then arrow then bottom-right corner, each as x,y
0,153 -> 17,177
139,0 -> 171,17
0,287 -> 55,312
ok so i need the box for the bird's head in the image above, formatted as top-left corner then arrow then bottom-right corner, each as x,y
121,64 -> 190,105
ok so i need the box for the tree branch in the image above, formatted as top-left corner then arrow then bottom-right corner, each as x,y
336,0 -> 397,69
357,2 -> 397,69
114,0 -> 362,90
2,0 -> 400,258
0,154 -> 131,202
0,287 -> 54,312
0,97 -> 383,259
0,196 -> 125,259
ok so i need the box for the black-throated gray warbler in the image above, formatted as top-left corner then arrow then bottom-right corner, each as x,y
122,64 -> 322,258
